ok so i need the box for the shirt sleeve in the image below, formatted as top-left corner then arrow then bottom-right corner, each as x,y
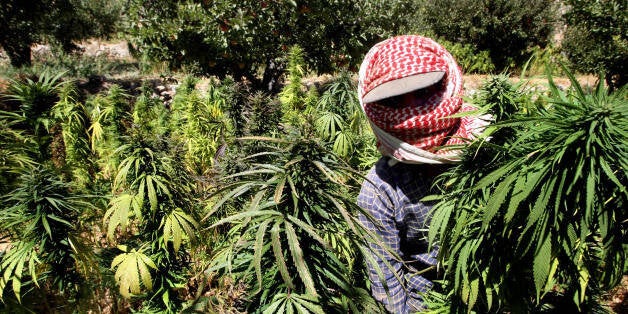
357,170 -> 411,314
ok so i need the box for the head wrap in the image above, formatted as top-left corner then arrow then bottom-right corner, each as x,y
358,35 -> 483,164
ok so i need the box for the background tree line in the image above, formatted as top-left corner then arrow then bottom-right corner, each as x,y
1,0 -> 626,89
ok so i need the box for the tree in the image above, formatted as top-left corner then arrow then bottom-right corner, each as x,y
126,0 -> 416,91
561,0 -> 627,89
422,0 -> 558,71
0,0 -> 123,67
0,1 -> 47,67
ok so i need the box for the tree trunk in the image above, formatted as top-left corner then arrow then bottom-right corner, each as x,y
1,38 -> 32,68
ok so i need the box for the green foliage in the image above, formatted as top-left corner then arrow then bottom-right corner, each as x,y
524,45 -> 568,77
110,245 -> 157,299
88,84 -> 130,177
422,0 -> 558,71
126,0 -> 410,88
0,167 -> 95,304
53,83 -> 95,185
0,111 -> 36,194
105,131 -> 198,311
132,82 -> 170,137
5,71 -> 66,134
169,77 -> 233,175
0,0 -> 124,67
561,0 -> 627,89
280,46 -> 307,125
312,71 -> 378,169
471,73 -> 530,122
357,0 -> 427,39
0,0 -> 49,67
3,71 -> 70,167
206,134 -> 383,313
220,77 -> 282,138
439,40 -> 496,74
241,90 -> 283,137
429,68 -> 627,312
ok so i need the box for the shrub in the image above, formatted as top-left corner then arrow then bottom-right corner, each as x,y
279,45 -> 308,125
126,0 -> 421,90
439,40 -> 495,74
561,0 -> 627,89
169,77 -> 233,175
105,132 -> 199,312
0,0 -> 124,67
312,71 -> 377,169
422,0 -> 558,71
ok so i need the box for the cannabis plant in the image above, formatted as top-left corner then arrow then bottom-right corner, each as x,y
53,82 -> 95,186
206,132 -> 385,313
88,84 -> 130,178
104,130 -> 199,312
313,71 -> 377,169
0,167 -> 96,309
428,69 -> 627,312
133,82 -> 171,138
169,76 -> 232,175
279,45 -> 307,125
238,90 -> 283,137
0,111 -> 36,194
3,70 -> 67,161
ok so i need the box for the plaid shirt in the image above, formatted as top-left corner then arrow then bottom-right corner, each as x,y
358,157 -> 440,314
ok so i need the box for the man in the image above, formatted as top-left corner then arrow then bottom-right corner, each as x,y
357,35 -> 485,313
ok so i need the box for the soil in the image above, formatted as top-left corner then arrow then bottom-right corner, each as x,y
607,276 -> 628,313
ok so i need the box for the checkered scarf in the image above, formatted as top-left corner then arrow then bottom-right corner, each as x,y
359,35 -> 479,164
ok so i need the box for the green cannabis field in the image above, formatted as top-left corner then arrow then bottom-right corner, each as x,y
0,1 -> 626,313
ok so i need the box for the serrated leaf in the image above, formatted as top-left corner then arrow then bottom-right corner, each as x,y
137,255 -> 153,291
274,176 -> 286,204
322,192 -> 356,233
286,215 -> 328,248
482,173 -> 516,229
533,235 -> 551,301
505,166 -> 545,224
263,295 -> 285,314
293,294 -> 324,314
285,221 -> 317,296
146,175 -> 158,212
429,201 -> 453,246
468,277 -> 480,311
271,221 -> 293,289
111,249 -> 156,298
41,215 -> 52,238
253,220 -> 270,294
333,131 -> 353,157
105,193 -> 137,241
209,209 -> 281,229
585,167 -> 596,225
523,175 -> 556,238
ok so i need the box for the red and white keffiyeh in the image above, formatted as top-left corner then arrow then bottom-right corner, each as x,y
358,35 -> 483,164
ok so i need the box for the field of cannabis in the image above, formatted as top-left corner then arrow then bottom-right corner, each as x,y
0,39 -> 625,313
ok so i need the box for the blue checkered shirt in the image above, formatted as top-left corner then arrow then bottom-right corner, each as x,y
357,157 -> 439,314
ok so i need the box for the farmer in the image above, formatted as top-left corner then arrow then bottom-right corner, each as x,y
357,35 -> 486,313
